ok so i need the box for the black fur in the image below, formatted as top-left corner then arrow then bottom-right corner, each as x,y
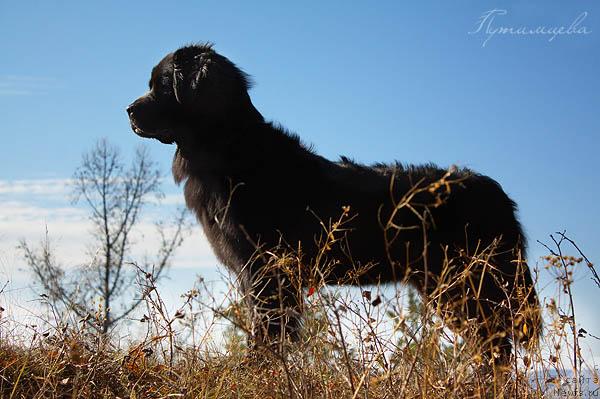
127,43 -> 540,359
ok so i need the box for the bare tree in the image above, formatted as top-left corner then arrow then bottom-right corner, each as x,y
20,139 -> 189,333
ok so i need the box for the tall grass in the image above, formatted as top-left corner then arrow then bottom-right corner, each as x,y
1,234 -> 597,398
1,176 -> 598,398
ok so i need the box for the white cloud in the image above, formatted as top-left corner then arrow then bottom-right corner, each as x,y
0,178 -> 72,196
0,200 -> 84,223
0,186 -> 217,269
0,178 -> 185,207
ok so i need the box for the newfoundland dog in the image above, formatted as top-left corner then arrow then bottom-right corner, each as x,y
127,43 -> 540,362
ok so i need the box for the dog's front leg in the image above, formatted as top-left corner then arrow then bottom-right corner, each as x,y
248,267 -> 302,351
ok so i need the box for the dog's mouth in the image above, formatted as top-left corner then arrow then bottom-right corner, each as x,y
129,119 -> 175,145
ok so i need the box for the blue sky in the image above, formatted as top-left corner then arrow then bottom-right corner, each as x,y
1,1 -> 599,359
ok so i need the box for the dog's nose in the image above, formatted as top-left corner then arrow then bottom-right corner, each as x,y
126,103 -> 135,115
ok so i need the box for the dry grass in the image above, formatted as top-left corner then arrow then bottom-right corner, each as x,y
1,235 -> 598,399
1,173 -> 598,398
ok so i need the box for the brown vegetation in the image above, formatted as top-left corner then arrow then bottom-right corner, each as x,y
1,227 -> 598,398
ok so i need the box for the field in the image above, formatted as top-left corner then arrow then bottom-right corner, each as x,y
1,230 -> 598,399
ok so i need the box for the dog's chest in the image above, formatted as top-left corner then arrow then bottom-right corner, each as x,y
183,175 -> 253,268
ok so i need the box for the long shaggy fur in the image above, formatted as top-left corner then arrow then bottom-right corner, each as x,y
127,43 -> 541,360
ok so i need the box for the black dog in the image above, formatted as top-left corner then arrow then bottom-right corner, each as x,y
127,43 -> 540,360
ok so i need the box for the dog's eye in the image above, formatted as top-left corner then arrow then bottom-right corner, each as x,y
148,79 -> 153,90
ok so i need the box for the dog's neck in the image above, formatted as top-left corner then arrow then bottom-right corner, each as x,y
172,120 -> 315,187
172,93 -> 318,186
172,100 -> 266,182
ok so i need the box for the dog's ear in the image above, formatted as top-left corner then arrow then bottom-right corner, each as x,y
170,45 -> 262,122
172,48 -> 214,105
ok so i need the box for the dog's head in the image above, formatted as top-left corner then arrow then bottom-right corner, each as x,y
127,43 -> 256,145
